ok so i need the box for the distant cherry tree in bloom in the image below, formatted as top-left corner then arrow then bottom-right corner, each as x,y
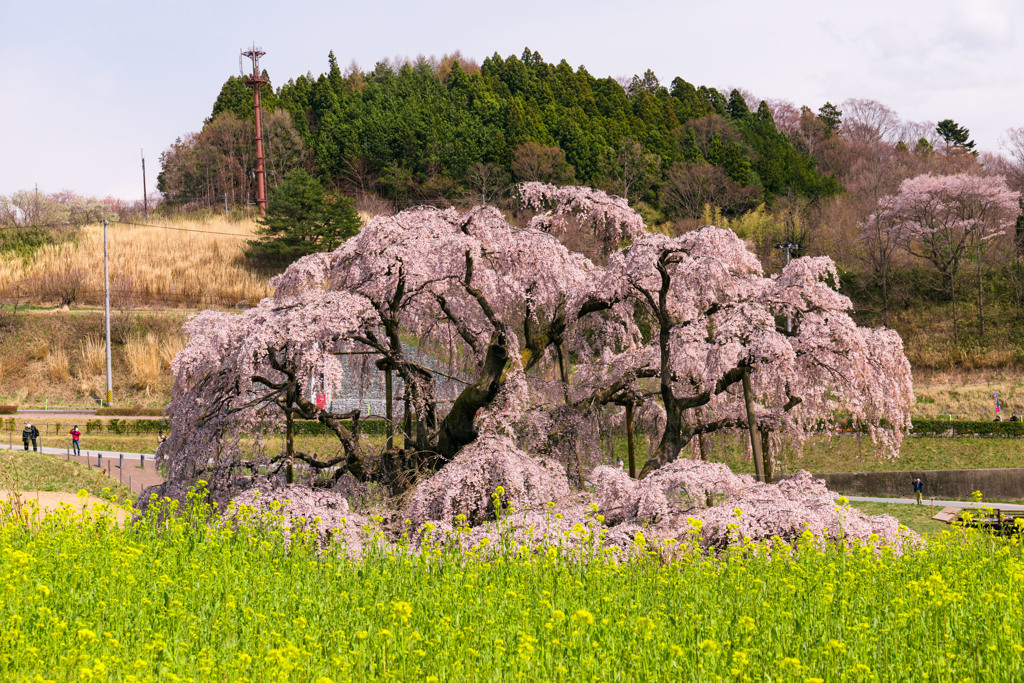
870,173 -> 1019,342
161,183 -> 914,499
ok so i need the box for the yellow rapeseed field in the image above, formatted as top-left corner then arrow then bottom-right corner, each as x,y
0,489 -> 1022,681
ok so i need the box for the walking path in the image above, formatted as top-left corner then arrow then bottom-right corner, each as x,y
0,490 -> 131,523
846,495 -> 1024,511
0,443 -> 165,495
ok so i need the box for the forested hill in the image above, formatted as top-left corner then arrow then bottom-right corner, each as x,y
158,48 -> 839,215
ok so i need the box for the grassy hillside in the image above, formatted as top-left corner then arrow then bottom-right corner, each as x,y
0,310 -> 186,407
0,448 -> 132,500
0,215 -> 269,309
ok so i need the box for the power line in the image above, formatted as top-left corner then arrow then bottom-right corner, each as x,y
0,219 -> 254,238
113,220 -> 253,237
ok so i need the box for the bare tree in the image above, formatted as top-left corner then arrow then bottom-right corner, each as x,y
600,138 -> 660,205
511,143 -> 575,184
466,162 -> 512,205
660,163 -> 758,219
35,260 -> 86,309
841,98 -> 901,146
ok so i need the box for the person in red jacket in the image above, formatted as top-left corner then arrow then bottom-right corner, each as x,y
70,425 -> 82,456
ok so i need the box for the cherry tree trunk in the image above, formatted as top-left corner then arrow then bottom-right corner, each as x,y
625,403 -> 636,478
285,409 -> 294,484
435,335 -> 508,461
695,406 -> 711,462
761,430 -> 773,483
385,367 -> 393,450
950,274 -> 959,345
742,369 -> 765,482
555,342 -> 571,404
642,400 -> 685,478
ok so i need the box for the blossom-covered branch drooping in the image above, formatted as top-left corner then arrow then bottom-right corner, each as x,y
161,183 -> 914,511
162,196 -> 616,490
519,182 -> 647,259
571,227 -> 913,478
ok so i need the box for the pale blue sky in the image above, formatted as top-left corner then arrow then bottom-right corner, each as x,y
1,0 -> 1021,198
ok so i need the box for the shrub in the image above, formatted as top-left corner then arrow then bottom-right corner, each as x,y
0,405 -> 16,415
105,418 -> 168,434
95,407 -> 165,416
911,418 -> 1024,437
292,419 -> 387,435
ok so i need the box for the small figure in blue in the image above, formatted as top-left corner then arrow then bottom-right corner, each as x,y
912,477 -> 924,505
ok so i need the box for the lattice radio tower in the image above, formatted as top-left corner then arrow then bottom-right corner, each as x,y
241,44 -> 268,215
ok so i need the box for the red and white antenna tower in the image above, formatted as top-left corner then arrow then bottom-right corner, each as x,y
241,44 -> 268,215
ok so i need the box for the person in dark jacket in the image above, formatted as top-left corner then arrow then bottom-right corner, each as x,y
22,423 -> 39,451
912,477 -> 924,505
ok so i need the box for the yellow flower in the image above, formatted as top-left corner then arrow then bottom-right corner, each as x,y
572,609 -> 595,625
392,600 -> 413,621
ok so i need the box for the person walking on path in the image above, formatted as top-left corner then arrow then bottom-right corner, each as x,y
22,423 -> 39,451
912,477 -> 924,505
70,425 -> 82,456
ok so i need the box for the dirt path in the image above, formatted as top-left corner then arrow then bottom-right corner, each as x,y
1,490 -> 129,523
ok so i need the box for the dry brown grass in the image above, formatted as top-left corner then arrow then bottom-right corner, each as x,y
45,348 -> 70,383
126,333 -> 162,394
0,216 -> 270,308
159,334 -> 185,370
78,337 -> 107,377
913,367 -> 1024,420
28,341 -> 50,362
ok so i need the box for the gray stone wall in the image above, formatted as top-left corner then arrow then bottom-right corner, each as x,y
782,468 -> 1024,500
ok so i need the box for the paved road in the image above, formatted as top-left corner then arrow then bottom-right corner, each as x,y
14,410 -> 162,420
846,495 -> 1024,511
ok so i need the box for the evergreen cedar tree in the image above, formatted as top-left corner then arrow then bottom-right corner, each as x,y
245,169 -> 362,267
161,49 -> 839,211
161,183 -> 914,499
935,119 -> 976,152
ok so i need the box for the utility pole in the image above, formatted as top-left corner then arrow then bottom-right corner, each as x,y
241,44 -> 268,216
141,148 -> 148,218
103,219 -> 113,406
776,242 -> 800,333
